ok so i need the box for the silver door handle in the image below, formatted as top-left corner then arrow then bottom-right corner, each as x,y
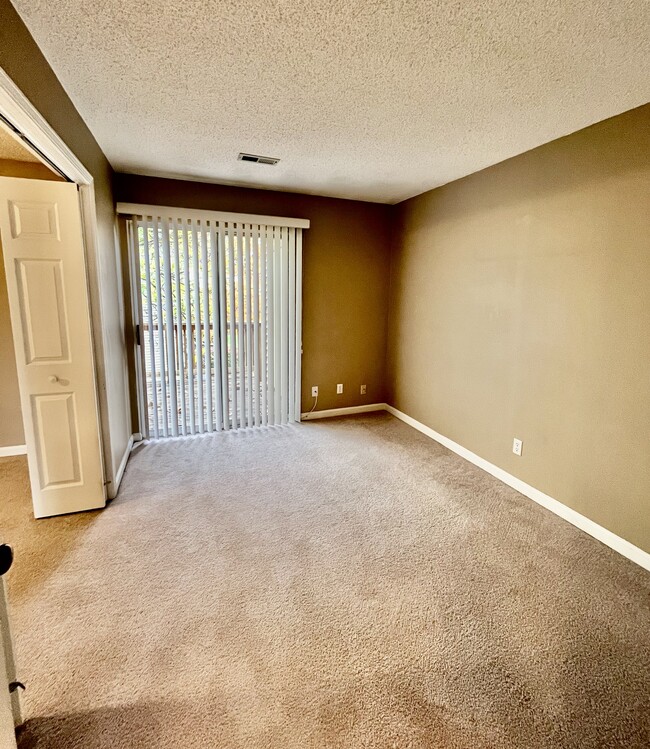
49,375 -> 60,384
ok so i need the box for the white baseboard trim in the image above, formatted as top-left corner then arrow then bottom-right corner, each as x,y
0,445 -> 27,457
301,403 -> 386,421
384,405 -> 650,572
132,432 -> 143,442
108,434 -> 134,500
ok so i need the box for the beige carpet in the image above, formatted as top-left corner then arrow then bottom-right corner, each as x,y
1,413 -> 649,748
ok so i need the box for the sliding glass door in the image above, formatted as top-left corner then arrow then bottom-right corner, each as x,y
126,209 -> 304,438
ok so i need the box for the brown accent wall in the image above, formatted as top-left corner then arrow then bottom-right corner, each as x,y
387,104 -> 650,552
0,0 -> 131,482
114,174 -> 393,422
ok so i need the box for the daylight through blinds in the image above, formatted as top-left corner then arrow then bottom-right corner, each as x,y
128,212 -> 303,437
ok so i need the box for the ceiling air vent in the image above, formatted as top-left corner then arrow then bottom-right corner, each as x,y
238,152 -> 280,166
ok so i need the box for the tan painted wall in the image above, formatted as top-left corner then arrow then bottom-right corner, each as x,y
387,104 -> 650,552
114,174 -> 393,424
0,159 -> 64,181
0,0 -> 131,487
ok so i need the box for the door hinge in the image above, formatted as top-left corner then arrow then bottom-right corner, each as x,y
135,324 -> 141,346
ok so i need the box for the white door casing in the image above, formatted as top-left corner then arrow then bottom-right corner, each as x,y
0,573 -> 21,744
0,177 -> 105,517
0,597 -> 17,748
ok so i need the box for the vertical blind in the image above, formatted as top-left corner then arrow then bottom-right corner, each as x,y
123,206 -> 306,438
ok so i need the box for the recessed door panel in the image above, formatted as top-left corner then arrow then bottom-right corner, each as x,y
8,200 -> 60,240
31,392 -> 81,488
15,258 -> 69,363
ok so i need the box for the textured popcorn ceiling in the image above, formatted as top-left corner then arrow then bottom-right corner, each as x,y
0,121 -> 40,162
12,0 -> 650,203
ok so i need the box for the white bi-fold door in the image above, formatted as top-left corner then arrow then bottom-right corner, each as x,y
0,177 -> 104,518
123,206 -> 307,438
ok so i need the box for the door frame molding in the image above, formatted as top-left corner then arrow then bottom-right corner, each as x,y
0,66 -> 110,498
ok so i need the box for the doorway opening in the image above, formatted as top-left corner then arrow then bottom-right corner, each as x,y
0,113 -> 72,747
0,120 -> 65,462
0,126 -> 105,518
0,67 -> 122,520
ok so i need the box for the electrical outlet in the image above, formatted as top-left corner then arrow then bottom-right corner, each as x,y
311,386 -> 318,397
360,384 -> 367,395
336,384 -> 343,394
512,438 -> 523,456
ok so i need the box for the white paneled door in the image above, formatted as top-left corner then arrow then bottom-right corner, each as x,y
0,177 -> 104,518
125,207 -> 306,438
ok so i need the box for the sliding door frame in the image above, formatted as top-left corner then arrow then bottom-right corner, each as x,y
120,203 -> 308,437
118,203 -> 309,230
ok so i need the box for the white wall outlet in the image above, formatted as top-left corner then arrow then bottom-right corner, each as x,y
311,386 -> 318,397
513,438 -> 523,456
360,384 -> 367,395
336,383 -> 343,394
